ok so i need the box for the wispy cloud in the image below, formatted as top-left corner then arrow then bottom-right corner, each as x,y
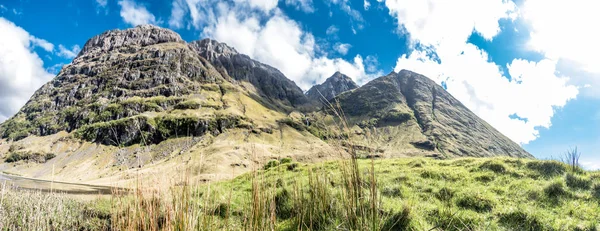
334,43 -> 351,55
29,36 -> 54,52
285,0 -> 314,13
57,44 -> 81,59
326,25 -> 339,36
95,0 -> 109,15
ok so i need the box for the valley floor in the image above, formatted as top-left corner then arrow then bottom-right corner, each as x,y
1,157 -> 599,230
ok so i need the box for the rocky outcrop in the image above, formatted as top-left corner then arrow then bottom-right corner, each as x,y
306,72 -> 358,102
78,25 -> 185,57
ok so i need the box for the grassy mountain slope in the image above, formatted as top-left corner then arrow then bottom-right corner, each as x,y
2,157 -> 599,230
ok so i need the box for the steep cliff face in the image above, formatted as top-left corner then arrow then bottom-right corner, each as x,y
189,39 -> 309,110
335,70 -> 531,158
306,72 -> 358,102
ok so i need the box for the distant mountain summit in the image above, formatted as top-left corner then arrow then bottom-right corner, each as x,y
306,72 -> 358,102
335,70 -> 530,158
0,25 -> 530,184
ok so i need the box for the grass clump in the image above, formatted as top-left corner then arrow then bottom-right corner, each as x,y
381,186 -> 404,198
592,183 -> 600,199
274,188 -> 293,219
381,206 -> 412,230
174,100 -> 201,110
455,191 -> 495,212
565,172 -> 592,190
408,159 -> 426,168
479,160 -> 507,173
527,160 -> 567,177
498,209 -> 546,231
474,173 -> 495,183
544,180 -> 569,198
429,208 -> 484,231
436,187 -> 455,202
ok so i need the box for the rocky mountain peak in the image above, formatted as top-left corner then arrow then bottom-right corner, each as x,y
77,24 -> 184,61
306,72 -> 359,102
188,39 -> 239,61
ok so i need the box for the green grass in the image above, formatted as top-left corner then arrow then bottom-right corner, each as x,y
2,157 -> 600,230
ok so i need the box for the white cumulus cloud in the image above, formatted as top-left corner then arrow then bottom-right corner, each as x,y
385,0 -> 578,144
521,0 -> 600,98
0,18 -> 55,122
173,0 -> 381,89
118,0 -> 157,26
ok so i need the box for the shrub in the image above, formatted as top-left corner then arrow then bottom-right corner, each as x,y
280,157 -> 293,164
544,180 -> 568,198
498,210 -> 545,231
565,173 -> 592,190
263,160 -> 279,170
527,160 -> 566,177
455,191 -> 494,212
5,152 -> 24,163
287,163 -> 299,171
5,152 -> 54,163
45,153 -> 57,161
479,160 -> 507,173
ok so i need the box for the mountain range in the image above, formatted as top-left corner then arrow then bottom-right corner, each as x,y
0,25 -> 530,184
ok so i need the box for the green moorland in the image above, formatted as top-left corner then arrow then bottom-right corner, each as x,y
1,156 -> 600,230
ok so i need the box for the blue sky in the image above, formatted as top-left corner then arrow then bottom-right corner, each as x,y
0,0 -> 598,168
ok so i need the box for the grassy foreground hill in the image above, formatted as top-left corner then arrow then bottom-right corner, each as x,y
2,156 -> 599,230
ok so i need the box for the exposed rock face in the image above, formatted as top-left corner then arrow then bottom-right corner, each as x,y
79,25 -> 185,57
306,72 -> 358,102
335,70 -> 531,158
189,39 -> 309,109
0,25 -> 243,144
